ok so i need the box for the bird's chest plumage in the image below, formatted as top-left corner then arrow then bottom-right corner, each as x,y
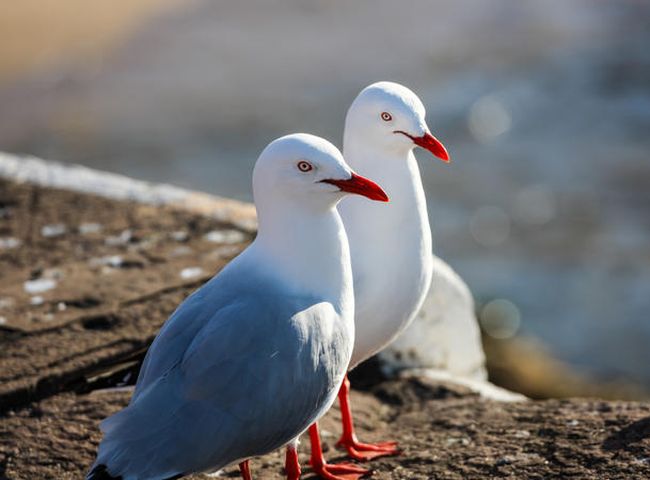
339,150 -> 434,368
347,208 -> 433,368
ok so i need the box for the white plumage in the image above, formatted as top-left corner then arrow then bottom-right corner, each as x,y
304,82 -> 453,476
341,81 -> 449,369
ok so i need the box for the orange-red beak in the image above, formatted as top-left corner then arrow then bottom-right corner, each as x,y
395,130 -> 450,163
321,172 -> 389,202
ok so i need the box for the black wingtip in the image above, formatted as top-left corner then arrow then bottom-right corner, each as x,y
87,465 -> 122,480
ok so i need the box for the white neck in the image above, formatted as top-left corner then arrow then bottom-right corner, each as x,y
251,199 -> 354,314
340,138 -> 432,257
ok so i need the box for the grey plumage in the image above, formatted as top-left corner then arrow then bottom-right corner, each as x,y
90,255 -> 351,479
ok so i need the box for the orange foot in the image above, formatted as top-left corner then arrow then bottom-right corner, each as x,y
308,423 -> 372,480
337,436 -> 400,461
310,459 -> 371,480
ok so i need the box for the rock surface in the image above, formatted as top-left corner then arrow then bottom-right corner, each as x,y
2,379 -> 650,479
1,163 -> 649,479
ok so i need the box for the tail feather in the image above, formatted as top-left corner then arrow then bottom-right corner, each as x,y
86,464 -> 183,480
86,465 -> 121,480
91,399 -> 191,480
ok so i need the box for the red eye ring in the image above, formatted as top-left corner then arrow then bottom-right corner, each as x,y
297,161 -> 313,172
381,112 -> 393,121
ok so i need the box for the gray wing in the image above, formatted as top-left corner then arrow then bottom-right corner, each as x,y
131,282 -> 212,401
179,298 -> 345,458
96,289 -> 346,479
132,255 -> 253,401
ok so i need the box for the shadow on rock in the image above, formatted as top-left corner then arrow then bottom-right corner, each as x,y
602,416 -> 650,452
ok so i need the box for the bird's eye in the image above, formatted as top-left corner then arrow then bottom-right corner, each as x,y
297,161 -> 313,172
381,112 -> 393,122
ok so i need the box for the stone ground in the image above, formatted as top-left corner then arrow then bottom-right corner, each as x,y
1,180 -> 649,479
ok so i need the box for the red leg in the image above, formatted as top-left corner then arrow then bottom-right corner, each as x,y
239,460 -> 252,480
336,374 -> 400,461
285,444 -> 302,480
308,422 -> 371,480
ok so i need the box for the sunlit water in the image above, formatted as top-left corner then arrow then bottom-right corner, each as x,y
1,1 -> 649,385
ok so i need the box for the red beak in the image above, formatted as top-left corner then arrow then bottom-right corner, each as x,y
396,131 -> 450,163
321,172 -> 389,202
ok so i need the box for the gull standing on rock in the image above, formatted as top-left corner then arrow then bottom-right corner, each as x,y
306,82 -> 450,480
86,133 -> 388,480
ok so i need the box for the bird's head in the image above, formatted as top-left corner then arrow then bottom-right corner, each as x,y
345,81 -> 449,162
253,133 -> 388,210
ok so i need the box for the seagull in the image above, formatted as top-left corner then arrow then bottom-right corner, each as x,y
86,133 -> 389,480
306,82 -> 450,480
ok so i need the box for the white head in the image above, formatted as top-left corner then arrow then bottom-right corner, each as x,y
253,133 -> 388,216
345,81 -> 449,162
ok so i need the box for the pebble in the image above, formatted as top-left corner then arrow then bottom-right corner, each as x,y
79,223 -> 103,234
41,224 -> 67,238
204,229 -> 246,244
30,296 -> 45,306
105,229 -> 133,246
180,267 -> 204,279
0,237 -> 21,249
445,437 -> 470,447
24,278 -> 57,294
89,255 -> 123,268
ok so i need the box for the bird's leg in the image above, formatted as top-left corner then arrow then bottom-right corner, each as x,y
284,443 -> 301,480
336,374 -> 400,461
239,460 -> 252,480
308,422 -> 370,480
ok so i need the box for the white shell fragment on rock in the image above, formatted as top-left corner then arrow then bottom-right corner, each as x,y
30,296 -> 45,306
0,237 -> 21,249
89,255 -> 124,268
180,267 -> 204,279
24,278 -> 57,294
203,229 -> 246,244
208,245 -> 241,259
79,222 -> 103,234
105,230 -> 133,246
41,224 -> 67,237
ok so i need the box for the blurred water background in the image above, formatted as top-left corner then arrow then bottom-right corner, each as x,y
1,1 -> 648,394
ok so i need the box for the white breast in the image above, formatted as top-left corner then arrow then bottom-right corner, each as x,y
339,152 -> 433,369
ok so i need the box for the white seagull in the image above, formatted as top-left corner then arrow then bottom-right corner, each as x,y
306,82 -> 450,479
86,133 -> 388,480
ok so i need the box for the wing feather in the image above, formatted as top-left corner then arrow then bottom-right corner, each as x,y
96,270 -> 349,479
